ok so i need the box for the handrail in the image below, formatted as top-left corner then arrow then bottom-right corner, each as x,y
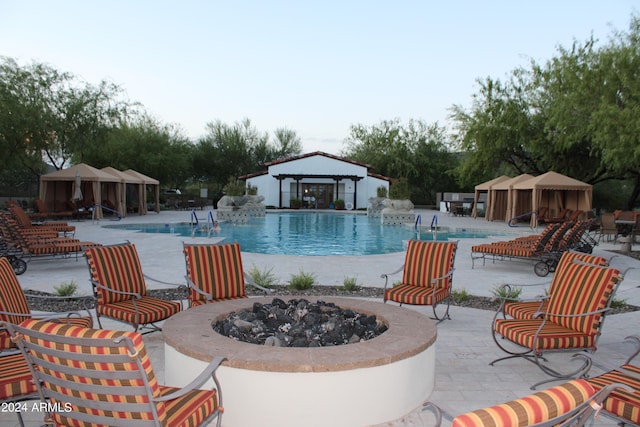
508,211 -> 537,230
430,214 -> 438,241
92,204 -> 122,221
414,214 -> 422,240
191,209 -> 198,226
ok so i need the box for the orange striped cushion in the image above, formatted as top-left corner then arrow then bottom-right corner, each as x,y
160,385 -> 218,427
402,240 -> 457,289
546,263 -> 619,335
452,379 -> 596,427
85,243 -> 147,304
19,318 -> 166,425
0,257 -> 31,350
504,252 -> 609,320
0,352 -> 37,400
97,297 -> 181,326
587,364 -> 640,424
384,283 -> 450,306
184,243 -> 247,303
494,318 -> 596,351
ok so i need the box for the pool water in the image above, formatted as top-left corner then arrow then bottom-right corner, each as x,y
105,212 -> 504,256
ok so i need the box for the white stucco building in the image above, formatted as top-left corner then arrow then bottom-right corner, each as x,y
240,152 -> 391,209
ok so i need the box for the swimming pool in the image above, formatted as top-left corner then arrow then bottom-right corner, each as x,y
105,212 -> 504,256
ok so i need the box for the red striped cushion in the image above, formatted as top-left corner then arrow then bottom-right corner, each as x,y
545,263 -> 619,335
160,385 -> 219,427
19,318 -> 166,425
0,257 -> 31,350
494,318 -> 595,351
402,240 -> 457,288
384,283 -> 450,306
504,252 -> 609,320
452,379 -> 595,426
85,243 -> 147,304
0,352 -> 37,400
97,297 -> 180,326
184,243 -> 247,304
587,364 -> 640,424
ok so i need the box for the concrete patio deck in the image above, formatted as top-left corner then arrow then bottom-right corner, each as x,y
2,208 -> 639,426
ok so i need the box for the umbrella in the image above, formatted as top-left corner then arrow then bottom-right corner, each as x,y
73,172 -> 83,202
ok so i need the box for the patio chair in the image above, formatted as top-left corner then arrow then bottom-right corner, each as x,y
541,208 -> 571,223
0,256 -> 93,351
495,251 -> 610,322
382,240 -> 458,322
491,261 -> 624,388
0,350 -> 39,427
2,319 -> 225,427
183,242 -> 271,307
84,242 -> 183,332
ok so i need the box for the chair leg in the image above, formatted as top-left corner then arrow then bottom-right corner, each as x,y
431,298 -> 451,323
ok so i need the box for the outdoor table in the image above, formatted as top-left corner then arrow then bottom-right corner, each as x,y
615,219 -> 635,236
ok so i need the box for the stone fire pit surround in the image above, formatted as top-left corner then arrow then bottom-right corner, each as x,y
163,297 -> 437,427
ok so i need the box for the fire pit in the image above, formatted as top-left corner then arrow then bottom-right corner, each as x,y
163,297 -> 437,427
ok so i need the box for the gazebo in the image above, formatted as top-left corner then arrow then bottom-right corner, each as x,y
39,163 -> 122,219
471,175 -> 511,218
485,174 -> 534,222
123,169 -> 160,214
511,171 -> 593,227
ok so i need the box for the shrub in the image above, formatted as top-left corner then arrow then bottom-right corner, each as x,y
223,178 -> 246,196
334,199 -> 345,210
247,265 -> 279,288
451,288 -> 471,303
376,186 -> 388,198
290,198 -> 302,208
389,178 -> 411,199
54,280 -> 78,296
490,284 -> 522,300
288,270 -> 316,290
610,296 -> 628,309
340,276 -> 360,292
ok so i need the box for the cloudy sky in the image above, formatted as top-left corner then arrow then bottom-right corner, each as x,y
1,1 -> 637,154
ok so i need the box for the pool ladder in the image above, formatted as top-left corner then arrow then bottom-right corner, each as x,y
190,210 -> 216,237
414,214 -> 438,241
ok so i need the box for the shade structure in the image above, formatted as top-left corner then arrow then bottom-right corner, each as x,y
486,174 -> 535,222
39,163 -> 122,219
101,167 -> 147,217
122,169 -> 160,214
472,175 -> 511,218
512,171 -> 593,227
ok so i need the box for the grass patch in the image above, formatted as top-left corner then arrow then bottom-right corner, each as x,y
287,270 -> 316,290
339,276 -> 360,292
247,265 -> 279,288
491,284 -> 522,300
54,280 -> 78,297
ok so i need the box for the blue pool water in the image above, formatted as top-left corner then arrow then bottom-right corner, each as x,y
105,212 -> 503,256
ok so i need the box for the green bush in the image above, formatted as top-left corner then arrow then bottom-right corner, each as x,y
223,178 -> 246,196
389,178 -> 411,199
288,270 -> 316,290
376,186 -> 388,198
334,199 -> 345,209
451,288 -> 471,303
491,284 -> 522,300
247,265 -> 279,288
340,276 -> 360,291
54,280 -> 78,296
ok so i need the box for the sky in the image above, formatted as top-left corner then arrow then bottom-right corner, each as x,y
1,1 -> 638,155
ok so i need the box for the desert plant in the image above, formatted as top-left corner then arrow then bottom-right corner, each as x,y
340,276 -> 360,291
223,177 -> 246,196
54,280 -> 78,296
451,288 -> 471,303
247,265 -> 279,288
609,296 -> 628,309
334,199 -> 345,210
376,186 -> 388,198
288,270 -> 316,290
246,184 -> 258,195
490,284 -> 522,300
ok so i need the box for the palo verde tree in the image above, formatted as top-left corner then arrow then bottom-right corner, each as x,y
343,118 -> 459,204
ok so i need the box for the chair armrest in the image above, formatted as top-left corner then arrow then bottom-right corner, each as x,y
91,279 -> 142,299
533,307 -> 610,319
421,401 -> 442,427
430,268 -> 455,287
154,356 -> 226,402
244,272 -> 273,295
381,264 -> 405,290
185,276 -> 213,300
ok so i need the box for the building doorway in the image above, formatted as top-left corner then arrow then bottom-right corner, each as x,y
302,184 -> 334,208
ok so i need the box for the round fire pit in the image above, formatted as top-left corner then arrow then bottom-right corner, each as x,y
163,297 -> 437,427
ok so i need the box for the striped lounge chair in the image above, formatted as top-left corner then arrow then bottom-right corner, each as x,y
183,242 -> 271,307
491,261 -> 624,388
2,319 -> 225,427
84,242 -> 183,332
382,240 -> 458,322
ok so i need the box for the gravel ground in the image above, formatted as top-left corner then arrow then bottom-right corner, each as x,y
25,283 -> 639,314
